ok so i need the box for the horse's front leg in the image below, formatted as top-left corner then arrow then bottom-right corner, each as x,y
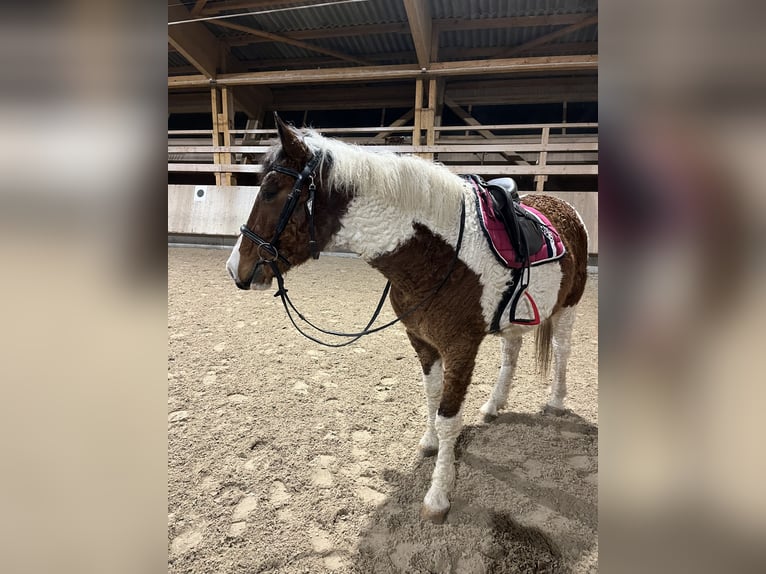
406,330 -> 442,457
420,347 -> 478,524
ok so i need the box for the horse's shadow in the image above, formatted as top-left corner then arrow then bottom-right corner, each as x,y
352,411 -> 598,573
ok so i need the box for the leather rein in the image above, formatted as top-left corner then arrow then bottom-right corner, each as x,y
239,153 -> 466,347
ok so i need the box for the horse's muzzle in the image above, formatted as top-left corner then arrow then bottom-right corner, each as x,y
239,264 -> 274,291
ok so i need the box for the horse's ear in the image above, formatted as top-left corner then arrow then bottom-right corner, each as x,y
274,112 -> 310,161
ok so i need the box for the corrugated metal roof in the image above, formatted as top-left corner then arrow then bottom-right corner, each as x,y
174,1 -> 597,71
440,22 -> 597,50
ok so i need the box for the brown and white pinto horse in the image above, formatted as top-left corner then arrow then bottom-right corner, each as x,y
226,116 -> 588,523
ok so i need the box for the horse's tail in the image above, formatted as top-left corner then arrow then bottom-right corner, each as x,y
535,317 -> 553,377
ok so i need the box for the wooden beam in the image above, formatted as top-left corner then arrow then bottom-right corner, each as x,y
536,127 -> 550,191
495,15 -> 599,58
210,20 -> 372,66
169,55 -> 598,88
167,5 -> 220,79
428,55 -> 597,77
403,0 -> 432,69
413,79 -> 424,147
221,86 -> 236,185
424,78 -> 437,157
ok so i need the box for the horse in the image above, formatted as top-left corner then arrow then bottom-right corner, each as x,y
226,115 -> 589,524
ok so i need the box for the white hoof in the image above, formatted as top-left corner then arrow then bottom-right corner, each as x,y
419,431 -> 438,454
421,486 -> 450,524
479,401 -> 497,417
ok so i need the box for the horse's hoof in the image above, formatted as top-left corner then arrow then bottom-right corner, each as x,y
419,445 -> 438,458
420,503 -> 449,524
541,404 -> 568,417
482,412 -> 497,424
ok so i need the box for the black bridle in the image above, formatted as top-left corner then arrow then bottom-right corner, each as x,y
238,155 -> 466,347
239,153 -> 322,273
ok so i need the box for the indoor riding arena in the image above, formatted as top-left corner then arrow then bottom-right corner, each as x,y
168,1 -> 598,572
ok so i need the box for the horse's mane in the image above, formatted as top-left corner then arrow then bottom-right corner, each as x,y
301,130 -> 465,230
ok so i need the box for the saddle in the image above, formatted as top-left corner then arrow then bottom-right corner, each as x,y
485,177 -> 544,261
465,175 -> 563,269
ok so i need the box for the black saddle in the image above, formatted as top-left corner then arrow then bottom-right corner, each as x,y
487,177 -> 520,202
466,175 -> 546,264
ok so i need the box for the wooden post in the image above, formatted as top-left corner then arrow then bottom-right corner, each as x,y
536,127 -> 550,192
210,87 -> 222,185
413,79 -> 423,147
423,78 -> 437,159
221,86 -> 235,185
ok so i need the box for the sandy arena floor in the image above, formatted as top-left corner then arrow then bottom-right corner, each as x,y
168,246 -> 598,573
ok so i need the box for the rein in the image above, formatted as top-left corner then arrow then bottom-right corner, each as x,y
272,200 -> 466,347
239,157 -> 467,347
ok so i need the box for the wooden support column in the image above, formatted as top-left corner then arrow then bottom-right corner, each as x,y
536,127 -> 550,192
221,87 -> 235,185
211,86 -> 236,185
413,79 -> 424,147
412,79 -> 436,158
422,78 -> 437,159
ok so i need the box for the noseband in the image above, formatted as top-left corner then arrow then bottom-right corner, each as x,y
239,153 -> 322,274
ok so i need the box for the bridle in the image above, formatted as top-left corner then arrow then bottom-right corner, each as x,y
238,153 -> 466,347
239,153 -> 322,275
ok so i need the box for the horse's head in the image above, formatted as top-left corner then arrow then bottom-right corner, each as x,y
226,114 -> 338,290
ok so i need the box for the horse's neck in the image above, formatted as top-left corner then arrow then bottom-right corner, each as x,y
330,186 -> 463,263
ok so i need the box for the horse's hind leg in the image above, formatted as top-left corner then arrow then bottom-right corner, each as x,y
543,305 -> 577,415
406,330 -> 442,457
421,345 -> 478,524
480,334 -> 523,420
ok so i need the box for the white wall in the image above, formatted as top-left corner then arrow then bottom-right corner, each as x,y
168,185 -> 258,236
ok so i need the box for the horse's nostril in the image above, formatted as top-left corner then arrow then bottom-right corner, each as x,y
235,281 -> 251,290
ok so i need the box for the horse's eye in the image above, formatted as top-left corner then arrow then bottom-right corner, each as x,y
260,187 -> 279,201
